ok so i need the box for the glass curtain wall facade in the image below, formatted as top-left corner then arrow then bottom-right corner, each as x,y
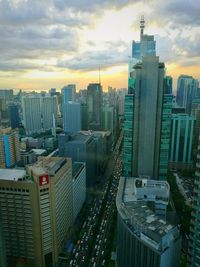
159,77 -> 173,179
188,136 -> 200,266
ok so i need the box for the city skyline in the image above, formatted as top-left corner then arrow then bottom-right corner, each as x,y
0,0 -> 199,91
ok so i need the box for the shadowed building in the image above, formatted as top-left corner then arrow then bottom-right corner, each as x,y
87,83 -> 103,130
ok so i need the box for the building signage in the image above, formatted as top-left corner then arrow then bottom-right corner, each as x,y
39,175 -> 49,186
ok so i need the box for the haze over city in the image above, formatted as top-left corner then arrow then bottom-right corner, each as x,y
0,0 -> 199,91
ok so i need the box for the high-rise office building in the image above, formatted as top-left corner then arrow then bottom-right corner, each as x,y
22,94 -> 57,135
22,95 -> 42,134
87,83 -> 103,131
41,96 -> 57,131
188,136 -> 200,266
0,128 -> 20,168
170,114 -> 195,170
63,101 -> 81,133
176,75 -> 199,114
116,177 -> 181,267
123,19 -> 172,180
0,157 -> 73,267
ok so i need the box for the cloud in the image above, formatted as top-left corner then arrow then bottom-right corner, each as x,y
0,0 -> 199,78
57,40 -> 129,71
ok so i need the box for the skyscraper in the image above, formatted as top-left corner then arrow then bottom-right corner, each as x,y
176,75 -> 199,114
0,128 -> 20,168
63,101 -> 81,133
61,84 -> 76,104
170,114 -> 195,169
87,83 -> 103,130
123,19 -> 172,180
0,157 -> 73,267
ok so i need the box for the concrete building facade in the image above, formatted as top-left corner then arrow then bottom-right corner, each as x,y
0,157 -> 73,267
22,94 -> 57,135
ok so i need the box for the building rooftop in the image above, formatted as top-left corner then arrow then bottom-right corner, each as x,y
31,149 -> 47,156
116,177 -> 179,252
0,169 -> 26,181
27,157 -> 68,176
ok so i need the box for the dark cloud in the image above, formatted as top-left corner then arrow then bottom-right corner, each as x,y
53,0 -> 137,12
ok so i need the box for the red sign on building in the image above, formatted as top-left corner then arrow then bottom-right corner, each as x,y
39,175 -> 49,186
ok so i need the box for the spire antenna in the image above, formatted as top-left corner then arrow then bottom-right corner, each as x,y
99,64 -> 101,84
140,15 -> 145,39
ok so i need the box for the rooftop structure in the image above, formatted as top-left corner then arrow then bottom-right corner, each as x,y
28,156 -> 67,177
116,177 -> 181,267
0,168 -> 26,181
124,178 -> 169,204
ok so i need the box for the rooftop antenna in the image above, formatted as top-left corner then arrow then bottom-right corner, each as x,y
140,15 -> 145,39
98,64 -> 101,85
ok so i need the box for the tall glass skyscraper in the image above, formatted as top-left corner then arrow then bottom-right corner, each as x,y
176,75 -> 199,114
123,19 -> 172,180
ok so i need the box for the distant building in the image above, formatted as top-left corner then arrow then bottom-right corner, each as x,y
0,89 -> 13,100
63,102 -> 81,133
72,162 -> 86,221
116,177 -> 181,267
0,128 -> 20,168
0,90 -> 14,123
19,149 -> 36,167
170,114 -> 195,170
8,104 -> 20,129
176,75 -> 199,114
61,84 -> 76,104
102,106 -> 114,137
87,83 -> 103,130
22,94 -> 57,135
81,103 -> 88,130
0,157 -> 73,267
22,95 -> 42,134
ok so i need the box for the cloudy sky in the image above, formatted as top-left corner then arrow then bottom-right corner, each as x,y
0,0 -> 199,91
